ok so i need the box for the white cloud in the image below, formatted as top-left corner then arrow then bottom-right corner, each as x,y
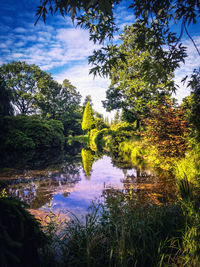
14,27 -> 27,33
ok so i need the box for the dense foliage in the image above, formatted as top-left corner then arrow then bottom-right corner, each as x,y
0,61 -> 82,136
143,99 -> 188,157
0,61 -> 84,163
103,24 -> 176,128
1,115 -> 65,153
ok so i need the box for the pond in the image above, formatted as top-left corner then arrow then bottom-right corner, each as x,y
0,147 -> 177,219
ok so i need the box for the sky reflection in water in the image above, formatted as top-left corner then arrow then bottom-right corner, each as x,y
3,153 -> 176,218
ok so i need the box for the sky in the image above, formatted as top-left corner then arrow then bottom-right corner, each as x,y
0,0 -> 200,118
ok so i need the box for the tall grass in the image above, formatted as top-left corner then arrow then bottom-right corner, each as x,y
41,194 -> 186,267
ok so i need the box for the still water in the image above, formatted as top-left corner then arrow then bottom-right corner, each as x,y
0,149 -> 177,218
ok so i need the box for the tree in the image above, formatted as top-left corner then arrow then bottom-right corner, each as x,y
181,68 -> 200,140
82,101 -> 94,132
103,25 -> 174,128
0,62 -> 82,135
83,95 -> 93,109
36,77 -> 81,120
0,61 -> 41,114
0,75 -> 13,117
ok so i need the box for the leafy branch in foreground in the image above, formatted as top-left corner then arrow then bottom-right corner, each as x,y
35,0 -> 199,79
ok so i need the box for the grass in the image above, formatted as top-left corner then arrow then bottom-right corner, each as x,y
40,191 -> 189,267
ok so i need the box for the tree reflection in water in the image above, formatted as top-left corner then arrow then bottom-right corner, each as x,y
6,155 -> 82,209
81,148 -> 95,179
1,149 -> 177,218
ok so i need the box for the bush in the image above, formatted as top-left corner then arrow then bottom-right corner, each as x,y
109,122 -> 135,154
143,99 -> 188,158
4,115 -> 65,151
5,129 -> 35,150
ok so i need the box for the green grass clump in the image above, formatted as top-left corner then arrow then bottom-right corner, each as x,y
45,194 -> 185,267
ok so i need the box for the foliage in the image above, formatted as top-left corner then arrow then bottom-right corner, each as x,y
118,138 -> 145,167
4,115 -> 65,151
89,129 -> 99,151
81,148 -> 95,179
94,116 -> 108,131
103,24 -> 178,127
175,141 -> 200,185
182,69 -> 200,140
143,99 -> 188,158
0,61 -> 82,136
82,101 -> 95,132
0,75 -> 13,117
108,122 -> 135,154
35,0 -> 199,79
174,147 -> 200,265
83,94 -> 93,109
0,61 -> 43,114
5,129 -> 36,150
36,78 -> 81,121
0,197 -> 46,267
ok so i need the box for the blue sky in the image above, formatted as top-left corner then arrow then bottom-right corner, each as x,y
0,0 -> 200,118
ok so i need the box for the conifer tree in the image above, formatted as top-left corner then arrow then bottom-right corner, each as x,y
82,101 -> 94,132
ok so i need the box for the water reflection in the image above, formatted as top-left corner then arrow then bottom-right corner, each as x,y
0,150 -> 177,217
81,148 -> 95,179
4,156 -> 82,209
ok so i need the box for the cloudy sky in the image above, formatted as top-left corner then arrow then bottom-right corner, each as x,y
0,0 -> 199,118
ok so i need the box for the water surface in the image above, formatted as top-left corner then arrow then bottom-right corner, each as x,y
0,152 -> 177,218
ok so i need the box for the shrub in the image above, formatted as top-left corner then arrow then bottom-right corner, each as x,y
4,115 -> 65,151
5,129 -> 35,150
109,122 -> 135,154
143,99 -> 188,158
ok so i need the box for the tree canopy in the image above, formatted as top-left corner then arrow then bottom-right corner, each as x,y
0,61 -> 81,120
35,0 -> 200,81
0,61 -> 41,114
103,24 -> 175,126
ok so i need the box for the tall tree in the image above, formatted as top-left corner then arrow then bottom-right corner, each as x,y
36,78 -> 81,119
0,62 -> 82,133
82,101 -> 94,132
0,61 -> 41,114
0,75 -> 13,117
103,24 -> 175,128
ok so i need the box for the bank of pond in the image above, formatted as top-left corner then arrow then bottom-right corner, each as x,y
1,136 -> 200,267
